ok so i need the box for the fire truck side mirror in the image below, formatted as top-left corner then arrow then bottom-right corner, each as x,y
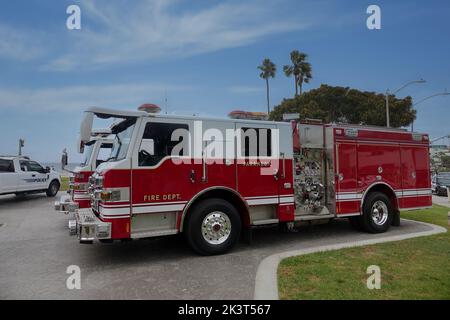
139,139 -> 155,155
61,150 -> 68,169
77,137 -> 84,154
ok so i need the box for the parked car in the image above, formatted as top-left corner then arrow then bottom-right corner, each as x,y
0,155 -> 61,197
431,172 -> 450,196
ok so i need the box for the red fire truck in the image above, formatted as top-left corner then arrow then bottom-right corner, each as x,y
74,107 -> 431,255
55,130 -> 113,233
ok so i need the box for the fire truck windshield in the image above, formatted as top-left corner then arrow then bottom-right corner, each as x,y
81,143 -> 95,166
108,120 -> 136,162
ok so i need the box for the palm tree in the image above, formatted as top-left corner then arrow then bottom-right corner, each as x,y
283,50 -> 312,96
258,58 -> 276,113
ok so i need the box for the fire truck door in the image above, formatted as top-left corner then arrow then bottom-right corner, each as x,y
236,123 -> 279,202
131,119 -> 195,225
336,142 -> 359,215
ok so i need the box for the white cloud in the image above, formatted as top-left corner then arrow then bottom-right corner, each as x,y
0,82 -> 193,113
0,24 -> 45,61
42,0 -> 310,71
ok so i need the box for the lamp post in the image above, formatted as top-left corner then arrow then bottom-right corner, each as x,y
430,134 -> 450,144
386,79 -> 426,127
411,90 -> 450,131
18,138 -> 24,156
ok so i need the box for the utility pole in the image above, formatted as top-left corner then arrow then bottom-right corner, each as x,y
18,139 -> 24,156
385,79 -> 425,127
164,90 -> 168,114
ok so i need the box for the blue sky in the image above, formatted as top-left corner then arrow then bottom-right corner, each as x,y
0,0 -> 449,162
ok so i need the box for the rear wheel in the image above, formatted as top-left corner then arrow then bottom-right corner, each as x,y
185,198 -> 241,255
361,192 -> 393,233
46,180 -> 60,197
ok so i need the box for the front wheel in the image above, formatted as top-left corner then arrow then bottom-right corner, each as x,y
46,180 -> 60,197
361,192 -> 393,233
185,198 -> 241,255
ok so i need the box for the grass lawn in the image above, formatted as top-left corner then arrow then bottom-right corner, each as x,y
60,176 -> 70,192
278,205 -> 450,299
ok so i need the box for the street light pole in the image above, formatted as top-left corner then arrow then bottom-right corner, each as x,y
431,134 -> 450,144
385,89 -> 390,127
18,138 -> 24,156
385,79 -> 426,128
411,90 -> 450,131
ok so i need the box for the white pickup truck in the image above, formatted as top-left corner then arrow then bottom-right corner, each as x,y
0,156 -> 61,197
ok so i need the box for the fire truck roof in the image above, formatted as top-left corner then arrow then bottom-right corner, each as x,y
84,107 -> 428,137
85,107 -> 290,127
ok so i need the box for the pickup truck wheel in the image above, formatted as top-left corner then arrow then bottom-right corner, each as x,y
46,180 -> 60,197
361,192 -> 393,233
185,198 -> 241,256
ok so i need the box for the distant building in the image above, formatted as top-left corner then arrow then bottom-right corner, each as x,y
430,144 -> 450,172
228,110 -> 268,120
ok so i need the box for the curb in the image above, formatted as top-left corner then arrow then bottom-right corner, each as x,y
253,219 -> 447,300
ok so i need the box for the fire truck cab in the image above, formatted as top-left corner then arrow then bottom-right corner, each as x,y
74,107 -> 431,255
54,129 -> 113,233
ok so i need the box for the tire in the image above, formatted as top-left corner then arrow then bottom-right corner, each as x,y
46,180 -> 60,197
185,198 -> 241,255
361,192 -> 393,233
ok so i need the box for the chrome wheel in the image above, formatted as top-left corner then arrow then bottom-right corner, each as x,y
371,200 -> 388,226
201,211 -> 231,245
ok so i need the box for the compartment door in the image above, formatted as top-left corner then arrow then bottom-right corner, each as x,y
336,142 -> 359,215
400,145 -> 431,208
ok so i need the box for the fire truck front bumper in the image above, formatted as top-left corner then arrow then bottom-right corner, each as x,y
54,194 -> 79,213
75,208 -> 111,243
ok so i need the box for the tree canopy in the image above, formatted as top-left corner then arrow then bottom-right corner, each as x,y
283,50 -> 312,96
269,84 -> 416,128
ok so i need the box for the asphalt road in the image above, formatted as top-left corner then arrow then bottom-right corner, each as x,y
0,192 -> 435,300
432,195 -> 450,208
